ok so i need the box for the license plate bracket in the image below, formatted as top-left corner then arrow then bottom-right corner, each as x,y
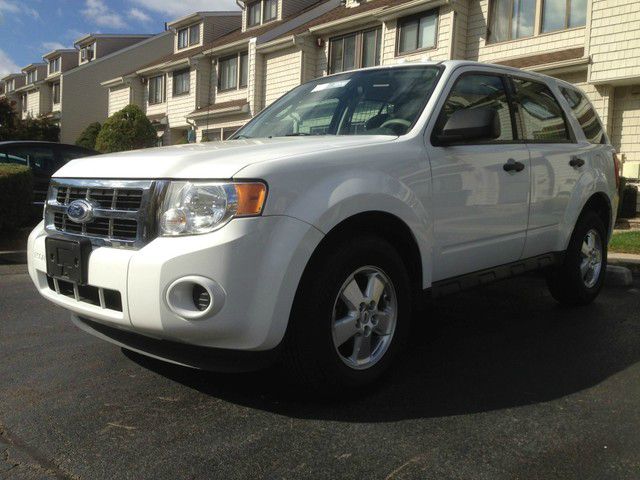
45,237 -> 92,285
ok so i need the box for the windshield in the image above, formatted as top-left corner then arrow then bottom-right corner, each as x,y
233,65 -> 442,139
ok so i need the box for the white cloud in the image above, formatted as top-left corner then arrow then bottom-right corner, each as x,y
82,0 -> 127,29
42,41 -> 67,51
129,7 -> 152,23
129,0 -> 239,18
0,0 -> 39,21
0,48 -> 19,76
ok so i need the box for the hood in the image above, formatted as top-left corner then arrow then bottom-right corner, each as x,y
53,136 -> 396,179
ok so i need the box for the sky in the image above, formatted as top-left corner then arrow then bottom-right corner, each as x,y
0,0 -> 240,75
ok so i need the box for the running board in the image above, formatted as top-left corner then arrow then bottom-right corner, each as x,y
428,252 -> 564,299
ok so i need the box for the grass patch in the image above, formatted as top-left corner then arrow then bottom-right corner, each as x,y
610,231 -> 640,254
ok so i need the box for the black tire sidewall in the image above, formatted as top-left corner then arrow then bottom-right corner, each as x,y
288,235 -> 412,389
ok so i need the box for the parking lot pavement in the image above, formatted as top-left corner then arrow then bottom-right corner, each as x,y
1,264 -> 640,480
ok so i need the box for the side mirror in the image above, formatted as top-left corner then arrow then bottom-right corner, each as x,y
435,107 -> 500,146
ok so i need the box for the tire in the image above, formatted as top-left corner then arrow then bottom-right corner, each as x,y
546,210 -> 608,306
282,235 -> 412,392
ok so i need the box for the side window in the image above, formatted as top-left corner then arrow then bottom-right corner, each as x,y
560,87 -> 606,145
435,73 -> 514,142
7,147 -> 55,171
512,78 -> 570,142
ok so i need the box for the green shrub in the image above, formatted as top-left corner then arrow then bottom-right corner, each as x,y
95,105 -> 156,153
0,164 -> 33,232
75,122 -> 102,150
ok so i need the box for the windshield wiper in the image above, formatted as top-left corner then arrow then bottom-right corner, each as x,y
284,133 -> 310,137
235,134 -> 252,139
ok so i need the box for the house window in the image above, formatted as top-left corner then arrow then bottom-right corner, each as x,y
7,80 -> 14,92
21,94 -> 27,112
173,69 -> 190,96
80,44 -> 94,62
264,0 -> 278,22
49,57 -> 61,74
397,10 -> 438,55
52,83 -> 60,104
329,27 -> 382,74
148,75 -> 165,104
178,24 -> 201,49
488,0 -> 536,43
248,0 -> 277,27
218,52 -> 249,91
542,0 -> 587,32
248,2 -> 262,27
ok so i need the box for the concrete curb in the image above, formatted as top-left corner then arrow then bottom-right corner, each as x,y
605,265 -> 634,287
0,250 -> 27,265
608,253 -> 640,274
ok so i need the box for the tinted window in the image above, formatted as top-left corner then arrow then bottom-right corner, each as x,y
512,78 -> 570,142
6,146 -> 55,171
561,87 -> 606,144
435,73 -> 514,142
234,66 -> 441,139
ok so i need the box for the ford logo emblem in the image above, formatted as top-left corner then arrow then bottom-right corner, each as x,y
67,199 -> 95,224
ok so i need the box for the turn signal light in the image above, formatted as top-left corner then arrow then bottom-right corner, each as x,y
236,183 -> 267,216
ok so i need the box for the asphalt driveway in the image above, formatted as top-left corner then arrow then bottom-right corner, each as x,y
1,264 -> 639,479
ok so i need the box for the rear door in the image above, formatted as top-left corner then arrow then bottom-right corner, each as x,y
429,69 -> 531,281
511,77 -> 594,258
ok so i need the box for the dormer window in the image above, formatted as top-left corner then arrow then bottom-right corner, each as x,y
80,44 -> 95,62
177,24 -> 201,49
49,57 -> 61,74
7,80 -> 14,92
26,70 -> 37,84
248,0 -> 278,27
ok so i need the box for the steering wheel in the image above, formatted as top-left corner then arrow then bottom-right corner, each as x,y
378,118 -> 412,134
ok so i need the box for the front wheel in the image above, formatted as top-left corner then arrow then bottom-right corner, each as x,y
282,235 -> 412,392
546,210 -> 607,306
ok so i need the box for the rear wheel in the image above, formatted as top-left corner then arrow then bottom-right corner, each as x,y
283,235 -> 412,391
546,210 -> 607,306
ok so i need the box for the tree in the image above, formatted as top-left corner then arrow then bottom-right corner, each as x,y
0,100 -> 60,142
95,105 -> 156,153
75,122 -> 102,150
0,98 -> 17,141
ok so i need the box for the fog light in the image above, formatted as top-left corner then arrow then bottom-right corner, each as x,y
165,276 -> 225,320
192,284 -> 211,312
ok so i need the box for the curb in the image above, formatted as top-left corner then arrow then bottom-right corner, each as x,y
0,250 -> 27,265
605,265 -> 634,287
608,253 -> 640,274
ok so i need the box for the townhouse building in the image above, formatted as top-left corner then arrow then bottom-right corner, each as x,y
15,63 -> 48,120
99,0 -> 640,178
0,73 -> 26,111
103,11 -> 243,145
41,49 -> 79,125
57,33 -> 174,144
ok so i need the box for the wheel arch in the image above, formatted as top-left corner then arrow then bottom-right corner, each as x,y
580,191 -> 613,241
299,211 -> 425,299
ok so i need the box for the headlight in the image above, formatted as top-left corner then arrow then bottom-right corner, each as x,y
159,181 -> 267,236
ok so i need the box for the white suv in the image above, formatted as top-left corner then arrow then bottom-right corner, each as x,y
28,61 -> 620,390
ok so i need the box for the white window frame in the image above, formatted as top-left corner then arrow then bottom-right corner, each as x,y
177,24 -> 201,50
247,0 -> 278,28
172,69 -> 191,96
26,70 -> 37,84
49,57 -> 61,75
80,44 -> 95,62
52,82 -> 61,105
21,94 -> 27,112
148,74 -> 166,104
218,51 -> 249,92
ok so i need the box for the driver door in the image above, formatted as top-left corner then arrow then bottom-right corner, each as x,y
428,71 -> 531,281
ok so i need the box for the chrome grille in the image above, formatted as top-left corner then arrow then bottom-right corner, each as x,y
45,179 -> 167,249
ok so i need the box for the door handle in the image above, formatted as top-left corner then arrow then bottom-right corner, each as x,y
569,156 -> 586,168
503,159 -> 525,173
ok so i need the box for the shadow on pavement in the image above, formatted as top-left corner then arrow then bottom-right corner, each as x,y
125,274 -> 640,422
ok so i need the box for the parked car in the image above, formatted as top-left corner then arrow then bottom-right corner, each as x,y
0,141 -> 98,206
27,61 -> 619,391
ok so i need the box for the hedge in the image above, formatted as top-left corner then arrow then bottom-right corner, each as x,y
0,164 -> 33,232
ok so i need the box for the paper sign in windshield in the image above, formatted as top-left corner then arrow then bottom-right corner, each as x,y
311,80 -> 351,93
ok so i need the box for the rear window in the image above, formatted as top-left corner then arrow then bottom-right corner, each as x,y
512,78 -> 570,142
560,87 -> 606,144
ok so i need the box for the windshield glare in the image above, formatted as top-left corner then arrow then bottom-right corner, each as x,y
233,66 -> 441,140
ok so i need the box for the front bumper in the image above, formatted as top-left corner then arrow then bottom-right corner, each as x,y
28,216 -> 323,352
